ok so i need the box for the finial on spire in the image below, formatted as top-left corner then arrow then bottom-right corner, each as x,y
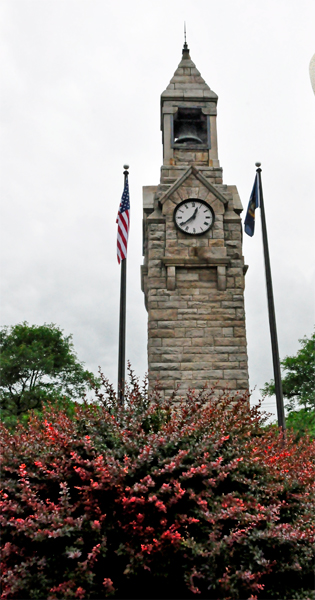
182,22 -> 189,57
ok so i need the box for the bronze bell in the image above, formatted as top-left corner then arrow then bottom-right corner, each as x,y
174,124 -> 203,144
173,107 -> 207,145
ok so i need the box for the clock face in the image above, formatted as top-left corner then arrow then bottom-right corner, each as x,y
174,199 -> 214,235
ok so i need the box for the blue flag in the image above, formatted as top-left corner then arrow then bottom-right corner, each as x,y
244,173 -> 260,237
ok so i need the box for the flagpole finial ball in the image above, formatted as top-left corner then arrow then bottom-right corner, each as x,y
123,164 -> 129,170
255,162 -> 261,167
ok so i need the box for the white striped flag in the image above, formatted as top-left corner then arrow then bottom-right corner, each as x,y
116,176 -> 130,264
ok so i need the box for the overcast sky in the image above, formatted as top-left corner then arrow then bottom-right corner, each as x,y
1,0 -> 314,418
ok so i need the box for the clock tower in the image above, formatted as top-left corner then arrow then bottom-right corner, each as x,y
141,42 -> 249,398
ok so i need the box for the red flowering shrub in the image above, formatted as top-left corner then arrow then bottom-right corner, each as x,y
1,371 -> 315,599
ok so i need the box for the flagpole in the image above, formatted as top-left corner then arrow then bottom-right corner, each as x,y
117,165 -> 129,405
255,162 -> 286,433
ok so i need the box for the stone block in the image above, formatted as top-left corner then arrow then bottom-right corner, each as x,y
149,268 -> 162,277
213,224 -> 224,235
229,353 -> 247,362
207,353 -> 228,361
211,308 -> 236,317
235,277 -> 244,289
223,327 -> 233,337
196,305 -> 219,313
185,328 -> 204,337
215,379 -> 237,390
191,354 -> 216,363
209,239 -> 224,247
158,300 -> 187,309
196,320 -> 208,327
227,223 -> 241,231
147,277 -> 166,288
149,249 -> 164,259
149,242 -> 165,251
174,328 -> 186,337
174,319 -> 196,328
214,336 -> 246,347
176,272 -> 199,282
165,247 -> 190,259
150,329 -> 175,338
150,362 -> 180,371
226,277 -> 235,288
150,309 -> 178,321
195,152 -> 208,162
149,230 -> 165,242
213,230 -> 224,239
212,361 -> 236,370
234,327 -> 246,337
190,337 -> 214,347
152,370 -> 182,380
180,354 -> 195,363
236,308 -> 245,319
162,338 -> 191,347
178,308 -> 198,315
222,301 -> 243,309
224,369 -> 248,380
166,231 -> 177,240
162,199 -> 176,215
236,380 -> 249,389
149,349 -> 182,362
156,320 -> 179,329
194,370 -> 223,379
148,258 -> 161,268
227,267 -> 242,276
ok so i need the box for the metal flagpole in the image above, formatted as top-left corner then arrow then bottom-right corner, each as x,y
117,165 -> 129,405
255,162 -> 286,433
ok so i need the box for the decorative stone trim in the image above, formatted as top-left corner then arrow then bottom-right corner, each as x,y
162,256 -> 230,291
159,166 -> 228,206
166,266 -> 176,290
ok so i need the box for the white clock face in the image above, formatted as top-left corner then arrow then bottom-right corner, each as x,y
174,199 -> 214,235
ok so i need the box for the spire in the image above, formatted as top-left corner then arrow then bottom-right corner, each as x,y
183,22 -> 189,58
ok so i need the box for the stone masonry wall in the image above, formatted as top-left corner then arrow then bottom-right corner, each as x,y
144,172 -> 249,398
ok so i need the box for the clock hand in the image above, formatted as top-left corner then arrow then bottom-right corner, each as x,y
181,207 -> 198,226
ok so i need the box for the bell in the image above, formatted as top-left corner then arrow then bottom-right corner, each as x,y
174,123 -> 203,145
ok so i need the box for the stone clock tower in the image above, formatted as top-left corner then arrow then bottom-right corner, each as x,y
141,42 -> 249,398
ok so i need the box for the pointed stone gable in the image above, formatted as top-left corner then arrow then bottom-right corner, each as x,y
159,167 -> 227,207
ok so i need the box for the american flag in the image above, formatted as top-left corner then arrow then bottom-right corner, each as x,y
116,176 -> 130,264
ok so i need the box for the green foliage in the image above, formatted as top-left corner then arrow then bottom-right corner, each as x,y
262,330 -> 315,412
262,330 -> 315,438
286,408 -> 315,440
1,370 -> 314,600
0,322 -> 96,423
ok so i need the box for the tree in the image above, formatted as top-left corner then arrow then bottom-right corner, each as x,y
1,372 -> 314,600
286,408 -> 315,439
0,322 -> 96,421
262,330 -> 315,436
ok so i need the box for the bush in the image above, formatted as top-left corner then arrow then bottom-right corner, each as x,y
1,372 -> 315,600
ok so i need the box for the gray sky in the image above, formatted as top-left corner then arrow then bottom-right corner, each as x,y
1,0 -> 314,418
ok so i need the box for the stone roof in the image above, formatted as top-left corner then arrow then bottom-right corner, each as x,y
161,45 -> 218,101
